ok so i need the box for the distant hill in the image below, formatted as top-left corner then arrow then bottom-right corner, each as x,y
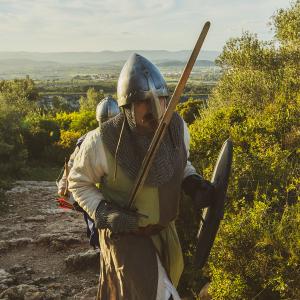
0,59 -> 61,70
0,50 -> 220,79
157,60 -> 215,67
0,50 -> 219,64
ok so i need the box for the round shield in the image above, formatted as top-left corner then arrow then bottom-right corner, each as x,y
194,138 -> 233,269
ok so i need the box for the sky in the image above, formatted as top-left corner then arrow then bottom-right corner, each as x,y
0,0 -> 291,52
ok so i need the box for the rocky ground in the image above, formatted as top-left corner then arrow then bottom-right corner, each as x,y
0,181 -> 100,300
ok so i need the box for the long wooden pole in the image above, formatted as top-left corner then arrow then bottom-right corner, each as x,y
63,157 -> 69,197
128,21 -> 211,209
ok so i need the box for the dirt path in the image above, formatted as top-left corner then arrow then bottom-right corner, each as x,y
0,181 -> 99,300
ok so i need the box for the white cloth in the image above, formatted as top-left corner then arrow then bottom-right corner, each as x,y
68,128 -> 107,219
156,254 -> 181,300
57,146 -> 80,196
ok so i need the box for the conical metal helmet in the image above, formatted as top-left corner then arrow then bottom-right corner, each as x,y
96,96 -> 120,124
117,53 -> 169,107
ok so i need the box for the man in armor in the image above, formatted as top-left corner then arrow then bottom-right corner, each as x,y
68,53 -> 214,299
57,96 -> 120,248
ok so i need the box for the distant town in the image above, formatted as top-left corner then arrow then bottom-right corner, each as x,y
0,50 -> 221,110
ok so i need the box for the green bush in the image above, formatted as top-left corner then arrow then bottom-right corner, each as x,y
79,87 -> 104,112
55,110 -> 97,136
58,130 -> 82,150
0,78 -> 39,115
20,110 -> 97,164
68,110 -> 97,134
0,98 -> 28,182
177,2 -> 300,298
177,98 -> 206,124
0,78 -> 40,184
177,194 -> 203,298
208,201 -> 300,299
21,113 -> 60,160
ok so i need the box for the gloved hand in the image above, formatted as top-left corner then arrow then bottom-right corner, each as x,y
182,174 -> 215,209
94,201 -> 139,234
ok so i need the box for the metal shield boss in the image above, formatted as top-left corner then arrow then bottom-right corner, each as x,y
194,138 -> 233,269
117,53 -> 169,123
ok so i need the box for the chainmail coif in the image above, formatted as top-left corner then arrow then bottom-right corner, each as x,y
100,112 -> 186,187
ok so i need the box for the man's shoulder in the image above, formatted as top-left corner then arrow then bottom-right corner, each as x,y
81,128 -> 102,149
100,113 -> 124,134
86,128 -> 101,139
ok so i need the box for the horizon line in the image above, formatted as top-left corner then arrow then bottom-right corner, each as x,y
0,49 -> 220,53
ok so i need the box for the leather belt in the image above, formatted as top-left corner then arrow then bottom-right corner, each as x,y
134,224 -> 165,236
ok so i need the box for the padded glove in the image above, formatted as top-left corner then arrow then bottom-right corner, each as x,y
182,174 -> 215,209
94,201 -> 138,234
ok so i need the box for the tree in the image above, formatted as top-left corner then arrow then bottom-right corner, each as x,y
0,78 -> 39,182
52,96 -> 72,114
79,88 -> 104,112
0,78 -> 39,115
176,98 -> 205,124
178,2 -> 300,298
272,0 -> 300,46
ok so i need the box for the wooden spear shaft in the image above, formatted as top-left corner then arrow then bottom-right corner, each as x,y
63,157 -> 69,197
128,21 -> 211,209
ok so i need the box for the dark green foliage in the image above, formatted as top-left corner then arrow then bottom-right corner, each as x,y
0,78 -> 39,114
209,201 -> 300,299
79,87 -> 105,112
0,79 -> 38,185
216,32 -> 281,72
21,110 -> 97,164
0,108 -> 28,178
68,111 -> 97,134
51,96 -> 73,114
22,113 -> 60,160
177,2 -> 300,298
176,98 -> 206,124
169,83 -> 214,96
272,0 -> 300,45
190,95 -> 300,207
38,80 -> 117,95
0,79 -> 100,176
177,194 -> 209,298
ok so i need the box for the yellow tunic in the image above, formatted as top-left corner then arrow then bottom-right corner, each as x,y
97,144 -> 185,299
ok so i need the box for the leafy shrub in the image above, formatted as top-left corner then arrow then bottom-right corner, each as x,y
58,130 -> 81,150
55,111 -> 97,136
177,2 -> 300,298
0,98 -> 28,182
0,78 -> 39,115
79,88 -> 104,112
177,98 -> 206,124
208,201 -> 300,299
68,110 -> 97,135
21,113 -> 60,160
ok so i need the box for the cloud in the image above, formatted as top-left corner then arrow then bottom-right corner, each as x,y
0,0 -> 177,36
0,0 -> 291,51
